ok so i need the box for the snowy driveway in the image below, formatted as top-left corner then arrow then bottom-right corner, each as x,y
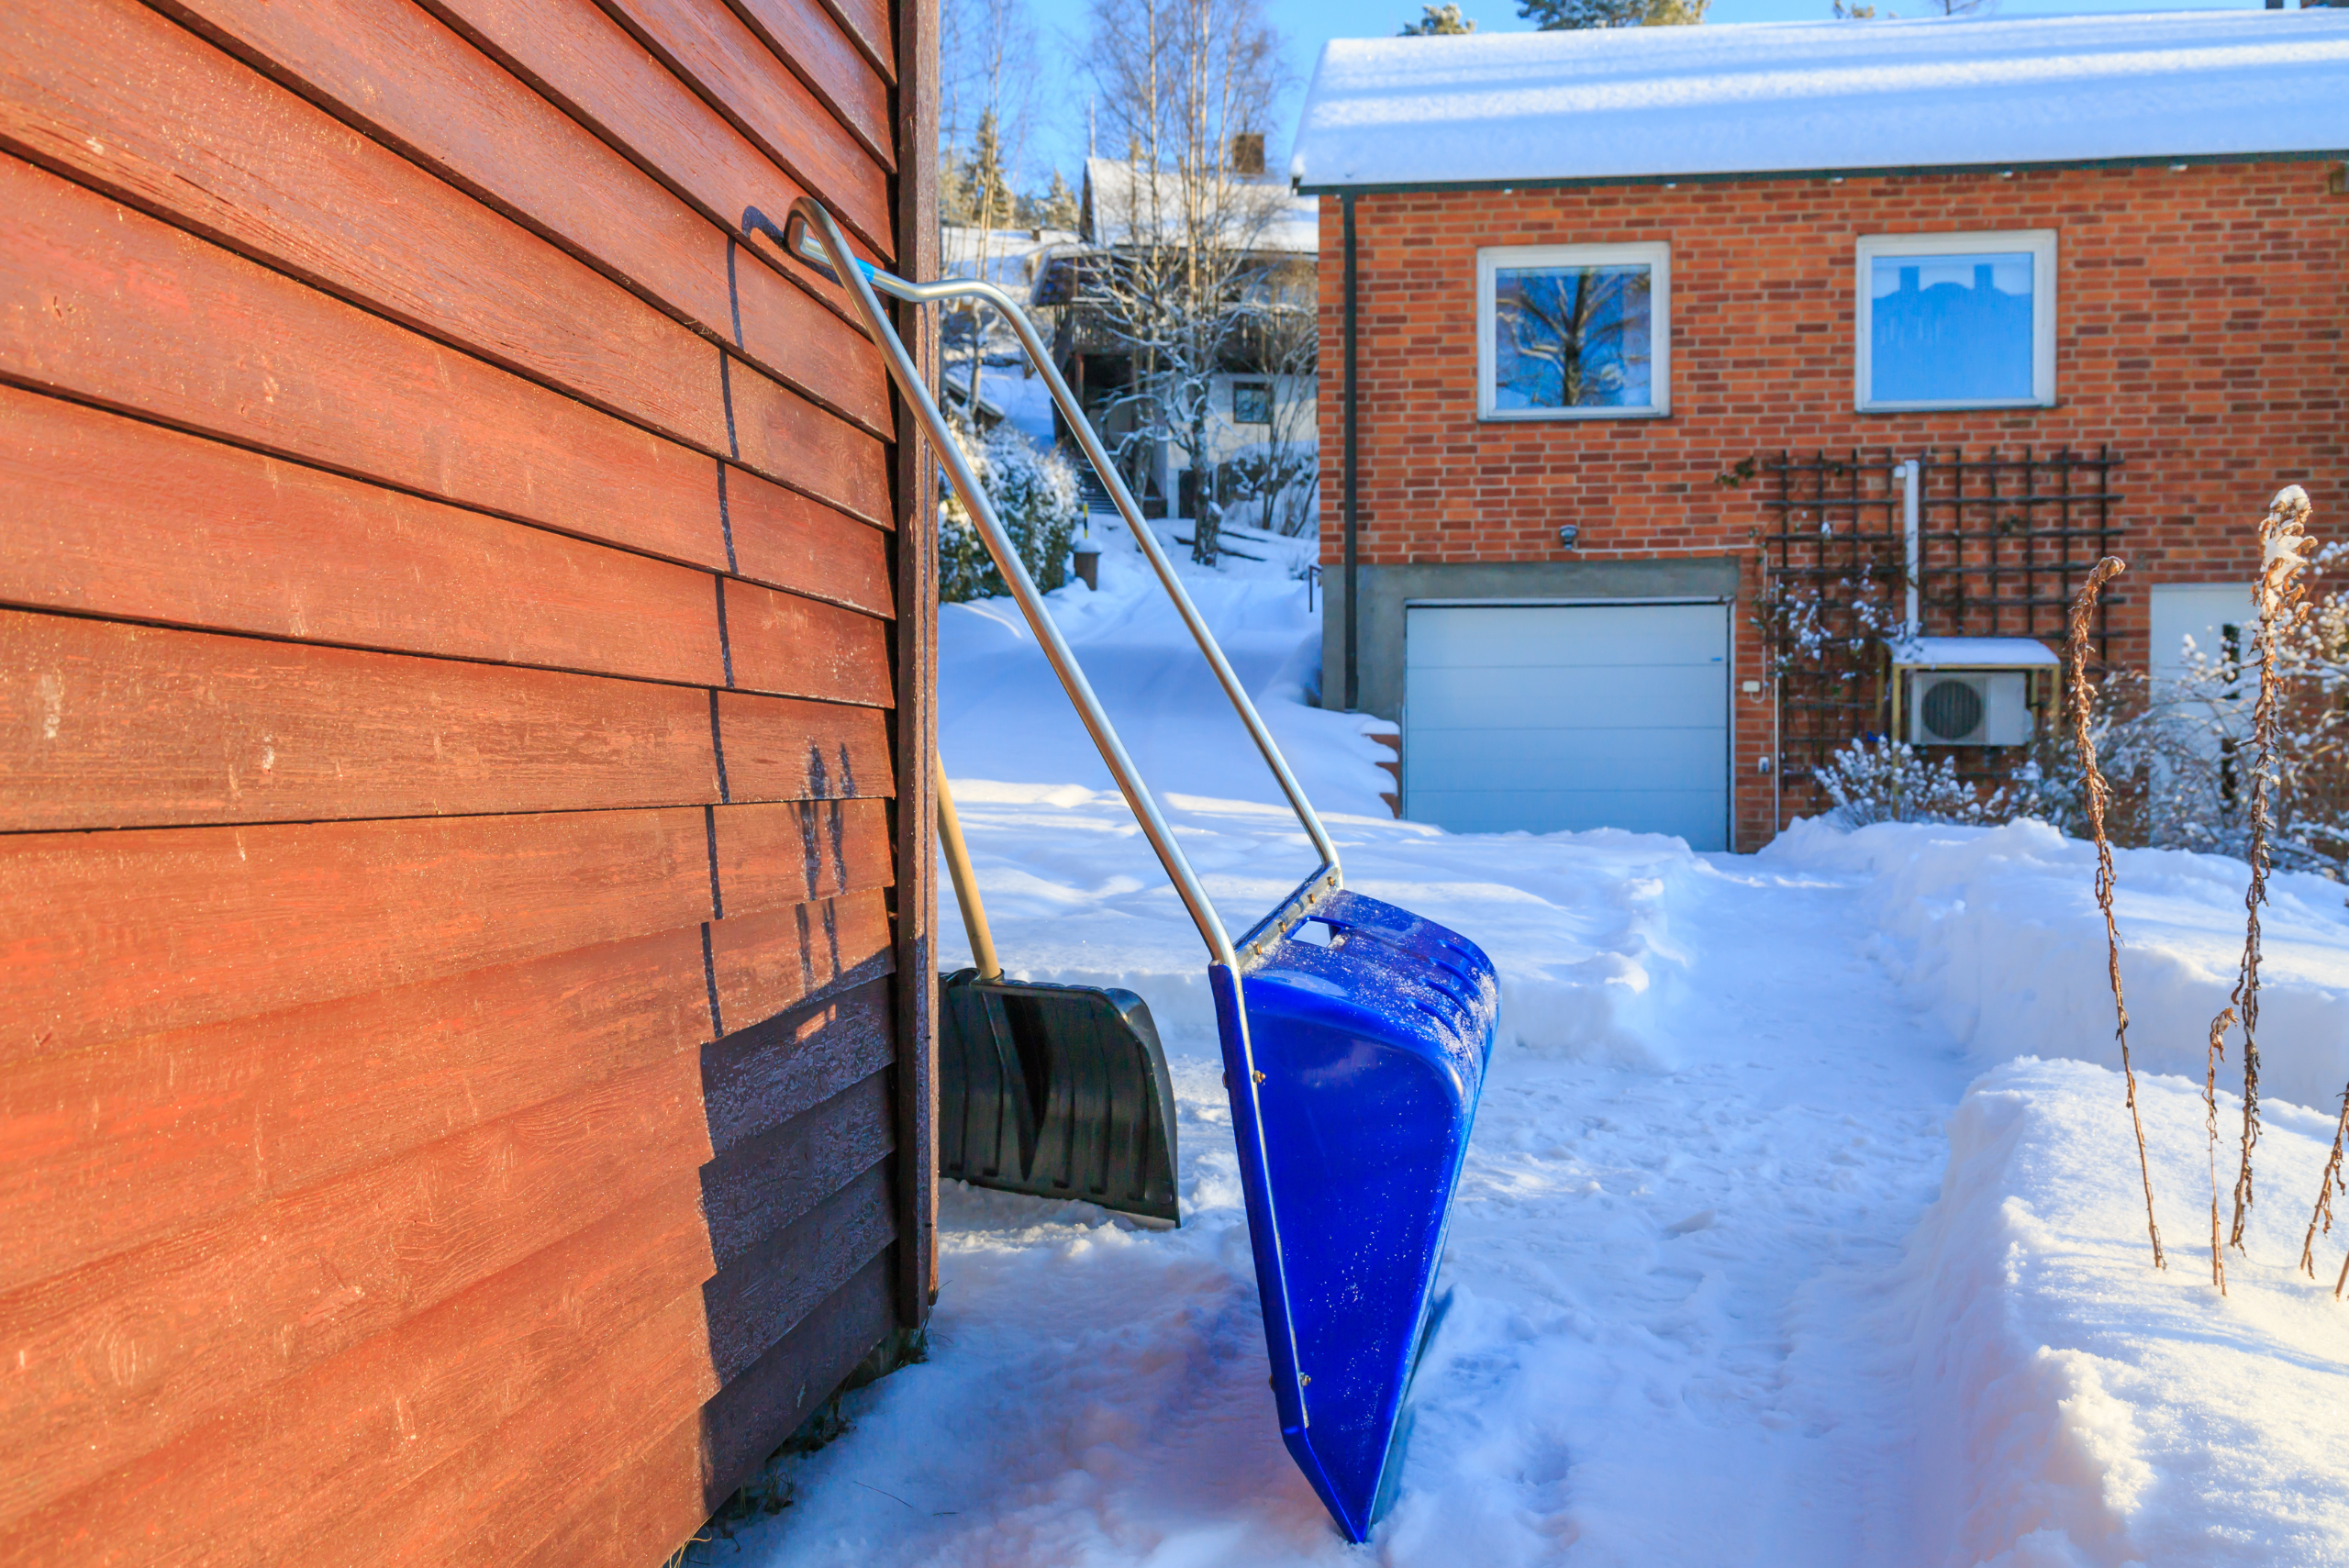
714,539 -> 2349,1566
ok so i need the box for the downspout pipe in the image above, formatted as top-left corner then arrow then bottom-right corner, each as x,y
1341,192 -> 1360,712
1895,458 -> 1921,639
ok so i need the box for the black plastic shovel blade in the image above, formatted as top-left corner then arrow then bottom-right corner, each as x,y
938,970 -> 1181,1224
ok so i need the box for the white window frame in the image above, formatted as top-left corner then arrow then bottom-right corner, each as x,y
1854,230 -> 2057,413
1477,242 -> 1671,422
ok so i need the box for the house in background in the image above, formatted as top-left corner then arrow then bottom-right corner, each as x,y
1293,9 -> 2349,851
1033,152 -> 1321,526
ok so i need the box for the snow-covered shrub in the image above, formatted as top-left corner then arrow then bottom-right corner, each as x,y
1818,737 -> 2013,828
939,418 -> 1083,603
2013,548 -> 2349,878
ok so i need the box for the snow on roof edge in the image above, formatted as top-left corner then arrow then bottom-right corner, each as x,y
1289,10 -> 2349,193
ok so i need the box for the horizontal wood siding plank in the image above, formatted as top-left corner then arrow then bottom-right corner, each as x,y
724,576 -> 894,706
0,390 -> 736,678
708,888 -> 894,1046
1,611 -> 894,830
502,1244 -> 896,1567
2,613 -> 724,831
5,1178 -> 717,1568
703,1151 -> 894,1385
506,1406 -> 718,1568
718,690 -> 895,801
0,926 -> 708,1296
1,805 -> 896,1062
725,0 -> 893,161
727,459 -> 896,610
319,1284 -> 721,1567
0,928 -> 893,1298
415,0 -> 891,256
810,0 -> 893,82
0,155 -> 712,561
0,808 -> 716,1059
697,1251 -> 895,1506
600,0 -> 892,191
700,1071 -> 892,1268
0,153 -> 890,547
714,798 -> 894,916
0,0 -> 891,469
0,1048 -> 714,1525
703,974 -> 893,1156
161,0 -> 896,412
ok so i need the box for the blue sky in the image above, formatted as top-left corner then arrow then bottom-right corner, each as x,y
1008,0 -> 2276,183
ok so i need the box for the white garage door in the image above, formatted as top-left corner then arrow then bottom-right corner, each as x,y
1403,601 -> 1731,849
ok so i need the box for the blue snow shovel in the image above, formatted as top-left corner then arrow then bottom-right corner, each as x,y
785,199 -> 1498,1543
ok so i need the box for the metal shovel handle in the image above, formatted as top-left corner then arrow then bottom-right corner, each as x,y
781,198 -> 1340,969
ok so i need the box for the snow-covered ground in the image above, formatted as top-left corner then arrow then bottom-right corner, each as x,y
712,517 -> 2349,1567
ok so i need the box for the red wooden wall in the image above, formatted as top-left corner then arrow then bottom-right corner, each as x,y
0,0 -> 938,1560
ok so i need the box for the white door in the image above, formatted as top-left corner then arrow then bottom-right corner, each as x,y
2148,584 -> 2254,685
1404,602 -> 1731,849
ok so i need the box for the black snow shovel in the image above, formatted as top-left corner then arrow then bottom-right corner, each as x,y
933,755 -> 1181,1225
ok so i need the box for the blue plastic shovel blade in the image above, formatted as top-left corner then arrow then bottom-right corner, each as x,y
1209,890 -> 1498,1542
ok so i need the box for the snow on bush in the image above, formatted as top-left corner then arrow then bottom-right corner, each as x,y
940,418 -> 1082,603
1818,736 -> 2011,828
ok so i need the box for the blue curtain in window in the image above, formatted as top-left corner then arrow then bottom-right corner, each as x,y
1869,252 -> 2033,404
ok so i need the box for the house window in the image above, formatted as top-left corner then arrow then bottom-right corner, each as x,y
1856,231 -> 2056,411
1477,243 -> 1669,420
1232,381 -> 1273,425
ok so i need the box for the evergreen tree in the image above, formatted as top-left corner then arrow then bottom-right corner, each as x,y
1025,169 -> 1081,232
1518,0 -> 1706,26
963,109 -> 1016,232
1399,4 -> 1476,32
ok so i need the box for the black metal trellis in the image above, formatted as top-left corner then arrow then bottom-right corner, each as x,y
1755,446 -> 2125,798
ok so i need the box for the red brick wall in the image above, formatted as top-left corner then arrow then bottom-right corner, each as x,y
1318,161 -> 2347,848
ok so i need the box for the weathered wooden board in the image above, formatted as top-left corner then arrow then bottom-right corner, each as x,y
0,0 -> 889,446
410,0 -> 890,251
0,1050 -> 712,1525
707,890 -> 896,1039
719,690 -> 896,800
0,612 -> 721,830
0,154 -> 888,550
810,0 -> 894,82
2,1179 -> 717,1568
0,389 -> 737,675
701,1156 -> 895,1384
725,0 -> 895,158
724,576 -> 895,706
0,933 -> 892,1296
601,0 -> 892,192
165,0 -> 895,369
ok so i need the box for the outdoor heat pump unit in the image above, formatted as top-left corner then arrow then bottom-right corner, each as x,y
1890,637 -> 2060,749
1905,669 -> 2033,747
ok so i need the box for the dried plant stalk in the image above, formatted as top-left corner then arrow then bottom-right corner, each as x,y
2069,556 -> 2163,1268
2304,1085 -> 2349,1282
2207,1006 -> 2234,1295
2229,485 -> 2313,1249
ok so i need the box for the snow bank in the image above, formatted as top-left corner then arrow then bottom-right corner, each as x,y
1896,1057 -> 2349,1567
1767,817 -> 2349,1112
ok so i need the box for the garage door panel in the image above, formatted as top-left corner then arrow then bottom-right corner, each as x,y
1406,666 -> 1727,730
1408,604 -> 1727,669
1404,601 -> 1731,851
1406,728 -> 1727,792
1408,787 -> 1725,840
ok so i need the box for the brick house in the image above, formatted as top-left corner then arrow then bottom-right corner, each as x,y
1292,10 -> 2348,851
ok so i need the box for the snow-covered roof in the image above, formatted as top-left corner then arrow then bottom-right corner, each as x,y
1083,158 -> 1319,253
1290,11 -> 2349,192
1894,636 -> 2060,670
